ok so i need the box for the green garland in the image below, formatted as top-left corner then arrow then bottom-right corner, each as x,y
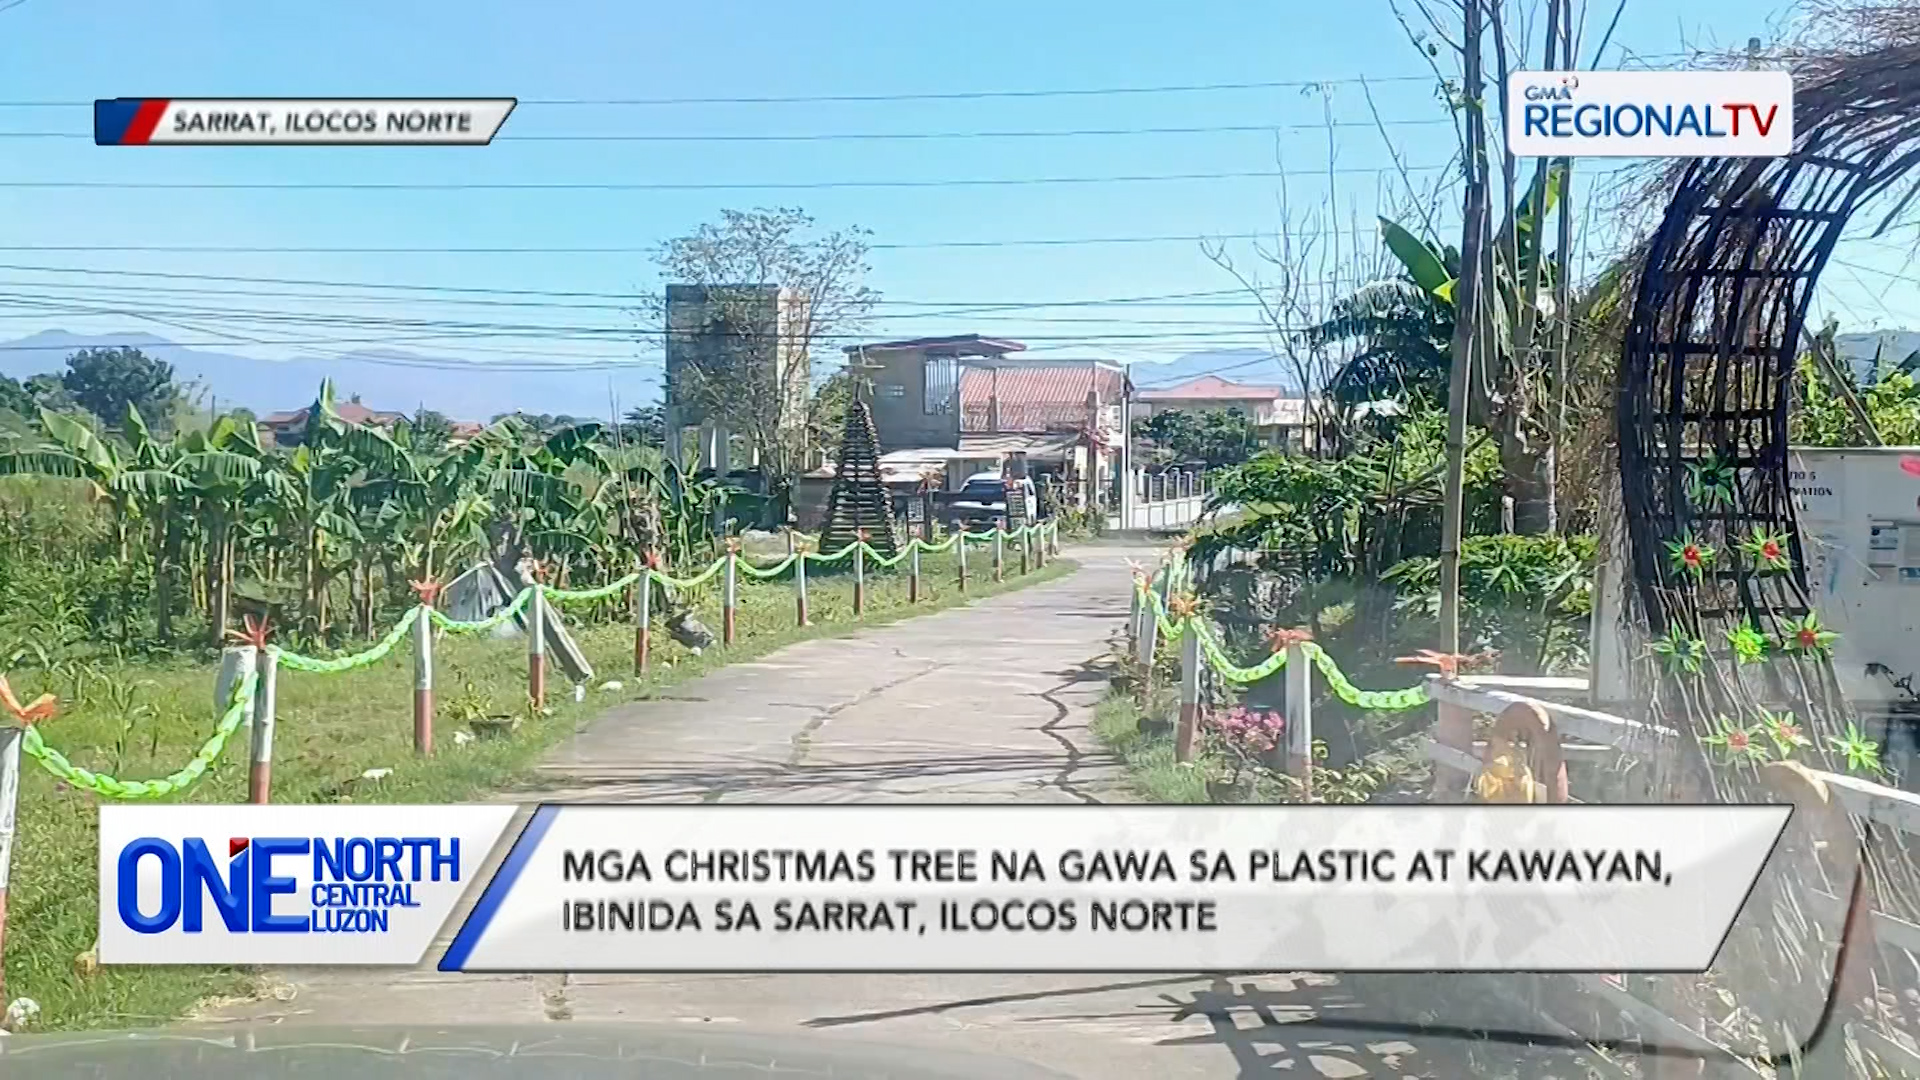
21,671 -> 258,799
1132,577 -> 1426,710
276,606 -> 422,672
542,572 -> 642,603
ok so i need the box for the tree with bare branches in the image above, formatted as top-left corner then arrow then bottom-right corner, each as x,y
646,207 -> 878,482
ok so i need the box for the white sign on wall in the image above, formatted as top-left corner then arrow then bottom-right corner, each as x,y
1507,71 -> 1793,158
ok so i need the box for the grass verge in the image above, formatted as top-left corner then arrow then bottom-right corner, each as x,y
1089,691 -> 1206,803
4,550 -> 1076,1032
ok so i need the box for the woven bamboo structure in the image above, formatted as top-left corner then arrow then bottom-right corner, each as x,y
1614,30 -> 1920,1066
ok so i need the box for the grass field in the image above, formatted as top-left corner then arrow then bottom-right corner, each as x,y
2,548 -> 1074,1032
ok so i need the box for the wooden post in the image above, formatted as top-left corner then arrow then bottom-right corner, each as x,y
527,583 -> 547,708
1284,643 -> 1312,795
909,541 -> 921,602
0,723 -> 20,1008
635,568 -> 652,674
412,604 -> 434,756
993,519 -> 1005,583
723,551 -> 739,645
1175,627 -> 1201,762
853,537 -> 867,616
796,548 -> 811,626
250,648 -> 279,801
956,526 -> 969,593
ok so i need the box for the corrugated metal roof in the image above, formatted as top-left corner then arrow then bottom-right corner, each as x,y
958,364 -> 1124,433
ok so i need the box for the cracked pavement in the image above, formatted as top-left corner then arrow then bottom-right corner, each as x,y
200,544 -> 1604,1079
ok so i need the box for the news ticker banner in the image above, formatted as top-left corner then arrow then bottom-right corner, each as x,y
93,99 -> 516,146
1507,70 -> 1793,157
100,803 -> 1789,972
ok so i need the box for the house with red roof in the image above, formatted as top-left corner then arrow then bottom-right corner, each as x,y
257,399 -> 406,448
1132,374 -> 1317,451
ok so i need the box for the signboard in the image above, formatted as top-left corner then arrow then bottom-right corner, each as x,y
1506,71 -> 1793,158
1788,458 -> 1844,522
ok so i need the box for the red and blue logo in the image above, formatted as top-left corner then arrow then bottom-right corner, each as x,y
93,98 -> 173,145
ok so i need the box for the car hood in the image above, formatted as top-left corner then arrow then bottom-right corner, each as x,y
0,1024 -> 1081,1079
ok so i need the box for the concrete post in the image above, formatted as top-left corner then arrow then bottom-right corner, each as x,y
1284,644 -> 1312,796
993,519 -> 1005,583
853,537 -> 867,616
635,568 -> 652,674
0,723 -> 21,1007
723,551 -> 739,645
1175,628 -> 1201,762
795,547 -> 810,626
250,649 -> 279,801
956,526 -> 969,593
909,541 -> 921,603
412,607 -> 433,757
527,583 -> 547,708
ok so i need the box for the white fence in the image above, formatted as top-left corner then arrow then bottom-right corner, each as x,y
1116,468 -> 1208,531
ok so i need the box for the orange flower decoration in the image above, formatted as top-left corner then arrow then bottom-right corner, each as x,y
856,528 -> 870,542
1395,649 -> 1475,679
409,577 -> 443,606
644,550 -> 665,570
724,537 -> 744,555
225,614 -> 274,649
1166,594 -> 1201,620
1265,626 -> 1315,652
0,675 -> 57,725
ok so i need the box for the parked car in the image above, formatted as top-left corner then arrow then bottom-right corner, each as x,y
947,471 -> 1038,527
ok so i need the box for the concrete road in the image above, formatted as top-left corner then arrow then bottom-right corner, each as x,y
204,544 -> 1605,1079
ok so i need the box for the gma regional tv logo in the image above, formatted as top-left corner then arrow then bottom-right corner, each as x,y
99,805 -> 517,966
1507,70 -> 1793,158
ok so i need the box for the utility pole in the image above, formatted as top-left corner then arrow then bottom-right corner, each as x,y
1119,365 -> 1135,530
1438,0 -> 1491,654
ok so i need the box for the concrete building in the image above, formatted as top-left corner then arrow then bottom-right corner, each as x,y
663,283 -> 811,473
840,334 -> 1123,491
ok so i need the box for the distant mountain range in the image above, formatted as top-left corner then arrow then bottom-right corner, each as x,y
3,328 -> 1906,424
1126,348 -> 1304,393
0,330 -> 664,423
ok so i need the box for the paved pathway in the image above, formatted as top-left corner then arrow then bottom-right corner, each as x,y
205,544 -> 1602,1079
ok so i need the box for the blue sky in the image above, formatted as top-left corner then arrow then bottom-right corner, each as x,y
0,0 -> 1914,397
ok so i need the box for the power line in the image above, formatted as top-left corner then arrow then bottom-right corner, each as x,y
0,75 -> 1441,111
0,281 -> 1279,328
0,262 -> 1294,306
0,226 -> 1406,254
0,117 -> 1456,142
0,165 -> 1448,192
